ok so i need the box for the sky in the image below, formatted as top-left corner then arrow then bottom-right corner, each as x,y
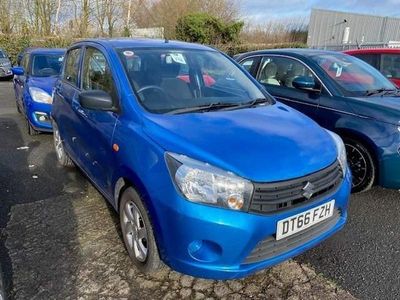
241,0 -> 400,24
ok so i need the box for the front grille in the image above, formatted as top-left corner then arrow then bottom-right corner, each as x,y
243,209 -> 341,264
249,161 -> 342,214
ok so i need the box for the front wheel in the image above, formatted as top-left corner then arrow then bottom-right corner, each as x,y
27,119 -> 39,136
119,187 -> 164,274
344,138 -> 375,193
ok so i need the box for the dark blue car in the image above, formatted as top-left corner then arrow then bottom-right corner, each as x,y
236,49 -> 400,193
52,39 -> 351,279
12,48 -> 65,135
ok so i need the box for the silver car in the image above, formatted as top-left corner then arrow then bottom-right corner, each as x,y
0,49 -> 12,79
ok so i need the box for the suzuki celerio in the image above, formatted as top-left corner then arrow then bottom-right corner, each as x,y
52,39 -> 351,279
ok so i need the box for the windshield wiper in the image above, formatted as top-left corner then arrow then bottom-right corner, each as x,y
238,97 -> 271,108
167,102 -> 242,115
365,88 -> 397,96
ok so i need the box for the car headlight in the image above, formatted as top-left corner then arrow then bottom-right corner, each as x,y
326,130 -> 347,172
29,87 -> 52,104
165,152 -> 254,211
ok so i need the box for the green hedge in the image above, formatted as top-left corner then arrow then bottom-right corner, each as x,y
0,35 -> 73,65
216,42 -> 308,57
0,34 -> 307,65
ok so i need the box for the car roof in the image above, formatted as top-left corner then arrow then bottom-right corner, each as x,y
344,48 -> 400,54
30,48 -> 66,55
237,48 -> 342,59
72,38 -> 216,51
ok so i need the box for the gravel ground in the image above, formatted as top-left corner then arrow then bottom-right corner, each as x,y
5,185 -> 354,299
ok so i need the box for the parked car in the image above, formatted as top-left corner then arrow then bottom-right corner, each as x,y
16,47 -> 37,66
236,49 -> 400,193
52,39 -> 351,279
344,48 -> 400,87
0,48 -> 12,80
11,48 -> 65,135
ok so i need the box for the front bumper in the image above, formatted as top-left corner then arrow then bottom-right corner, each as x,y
152,168 -> 351,279
26,100 -> 53,132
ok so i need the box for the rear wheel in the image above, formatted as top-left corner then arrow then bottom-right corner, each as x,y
344,138 -> 375,193
53,121 -> 74,167
119,187 -> 163,273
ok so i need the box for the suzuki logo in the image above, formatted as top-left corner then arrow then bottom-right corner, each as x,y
302,182 -> 315,199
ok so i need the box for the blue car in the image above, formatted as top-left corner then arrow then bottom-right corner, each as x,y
52,39 -> 351,279
236,49 -> 400,193
12,48 -> 65,135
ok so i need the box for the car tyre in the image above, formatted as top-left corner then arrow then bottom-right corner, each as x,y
344,138 -> 375,193
27,119 -> 39,136
119,187 -> 164,274
16,102 -> 21,114
53,121 -> 74,167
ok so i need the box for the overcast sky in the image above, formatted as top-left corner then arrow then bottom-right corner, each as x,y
241,0 -> 400,24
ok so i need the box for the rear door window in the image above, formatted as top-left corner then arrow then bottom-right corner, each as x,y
239,57 -> 259,75
64,48 -> 82,87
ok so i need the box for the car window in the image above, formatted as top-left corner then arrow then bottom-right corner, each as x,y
311,53 -> 395,97
380,54 -> 400,80
82,47 -> 115,95
257,56 -> 317,89
240,58 -> 257,73
64,48 -> 82,87
118,48 -> 267,114
0,51 -> 6,58
352,54 -> 379,69
31,54 -> 64,77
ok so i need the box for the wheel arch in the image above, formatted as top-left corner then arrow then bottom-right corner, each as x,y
112,168 -> 166,257
334,127 -> 380,180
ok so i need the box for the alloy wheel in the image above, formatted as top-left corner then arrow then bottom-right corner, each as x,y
345,143 -> 368,189
122,201 -> 148,262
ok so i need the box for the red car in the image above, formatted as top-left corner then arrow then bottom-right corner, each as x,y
344,48 -> 400,87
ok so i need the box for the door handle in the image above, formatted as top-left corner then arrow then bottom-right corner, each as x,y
72,98 -> 87,118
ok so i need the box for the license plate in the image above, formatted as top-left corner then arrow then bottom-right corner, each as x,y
276,200 -> 335,240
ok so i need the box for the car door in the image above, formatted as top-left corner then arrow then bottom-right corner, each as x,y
252,55 -> 327,124
54,47 -> 84,164
14,53 -> 29,110
74,45 -> 120,195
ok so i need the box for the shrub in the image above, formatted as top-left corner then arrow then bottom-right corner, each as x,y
176,13 -> 244,45
0,34 -> 73,65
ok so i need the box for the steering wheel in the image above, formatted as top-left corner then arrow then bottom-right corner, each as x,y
136,85 -> 176,111
137,85 -> 168,98
38,68 -> 56,76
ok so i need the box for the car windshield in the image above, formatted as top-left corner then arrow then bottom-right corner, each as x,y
310,53 -> 396,97
0,51 -> 6,59
31,54 -> 64,77
118,48 -> 267,114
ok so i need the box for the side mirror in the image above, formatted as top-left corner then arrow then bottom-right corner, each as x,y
11,66 -> 24,76
292,76 -> 320,92
79,90 -> 115,111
